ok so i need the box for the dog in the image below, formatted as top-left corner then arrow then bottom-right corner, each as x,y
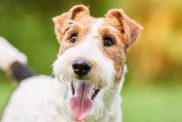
0,5 -> 142,122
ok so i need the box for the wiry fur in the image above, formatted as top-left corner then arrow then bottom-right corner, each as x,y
1,4 -> 142,122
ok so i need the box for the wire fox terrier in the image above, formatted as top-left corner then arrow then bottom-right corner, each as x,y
0,5 -> 143,122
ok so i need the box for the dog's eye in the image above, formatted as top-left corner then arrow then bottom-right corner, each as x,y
103,36 -> 114,47
70,33 -> 77,43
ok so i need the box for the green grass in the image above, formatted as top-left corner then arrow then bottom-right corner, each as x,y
0,81 -> 182,122
0,81 -> 15,114
122,83 -> 182,122
0,81 -> 14,114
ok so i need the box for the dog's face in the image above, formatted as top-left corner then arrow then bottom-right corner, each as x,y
53,5 -> 142,122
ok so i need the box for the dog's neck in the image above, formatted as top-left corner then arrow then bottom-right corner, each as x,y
100,66 -> 126,121
98,84 -> 122,122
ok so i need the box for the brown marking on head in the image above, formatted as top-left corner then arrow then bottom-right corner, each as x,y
53,5 -> 90,43
53,5 -> 95,54
53,5 -> 143,84
96,23 -> 126,83
103,9 -> 143,83
105,9 -> 143,49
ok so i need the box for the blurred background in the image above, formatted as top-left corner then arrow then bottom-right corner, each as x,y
0,0 -> 182,122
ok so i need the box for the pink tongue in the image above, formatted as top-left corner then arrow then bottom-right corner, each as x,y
70,82 -> 94,121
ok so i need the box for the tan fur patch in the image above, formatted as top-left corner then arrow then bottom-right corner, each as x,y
98,23 -> 127,83
53,5 -> 143,84
58,16 -> 95,54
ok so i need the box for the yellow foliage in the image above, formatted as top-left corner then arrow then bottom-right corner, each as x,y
125,0 -> 182,82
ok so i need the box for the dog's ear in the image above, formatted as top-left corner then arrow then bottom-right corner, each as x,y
105,9 -> 143,49
53,5 -> 90,42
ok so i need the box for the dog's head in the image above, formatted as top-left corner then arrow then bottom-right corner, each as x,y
53,5 -> 142,122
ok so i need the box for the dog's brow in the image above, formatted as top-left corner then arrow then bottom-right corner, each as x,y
68,21 -> 84,28
101,26 -> 118,33
64,21 -> 84,33
99,26 -> 119,40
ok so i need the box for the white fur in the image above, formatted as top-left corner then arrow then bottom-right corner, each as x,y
0,37 -> 27,70
2,74 -> 125,122
52,19 -> 122,122
2,76 -> 67,122
53,19 -> 115,86
1,20 -> 125,122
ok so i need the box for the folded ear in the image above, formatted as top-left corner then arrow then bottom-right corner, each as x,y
53,5 -> 90,42
105,9 -> 143,48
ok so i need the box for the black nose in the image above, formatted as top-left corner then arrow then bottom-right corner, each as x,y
72,59 -> 92,77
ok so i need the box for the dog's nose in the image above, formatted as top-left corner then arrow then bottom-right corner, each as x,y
72,59 -> 92,77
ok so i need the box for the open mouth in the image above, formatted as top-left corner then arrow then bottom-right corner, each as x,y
69,81 -> 100,121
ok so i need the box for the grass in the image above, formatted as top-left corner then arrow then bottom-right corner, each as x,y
0,81 -> 182,122
122,83 -> 182,122
0,81 -> 15,114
